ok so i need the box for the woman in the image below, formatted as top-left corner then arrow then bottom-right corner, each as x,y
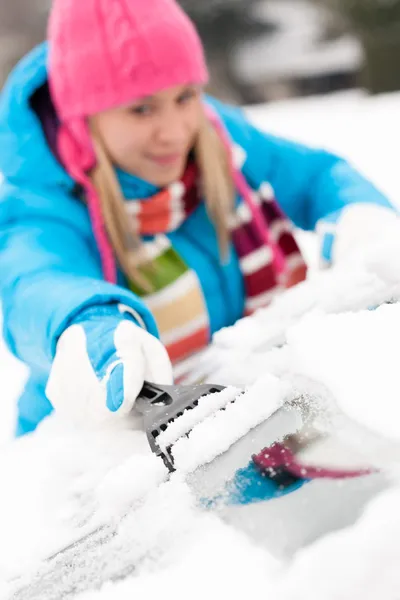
0,0 -> 396,436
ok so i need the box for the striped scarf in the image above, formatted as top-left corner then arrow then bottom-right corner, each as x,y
125,157 -> 307,365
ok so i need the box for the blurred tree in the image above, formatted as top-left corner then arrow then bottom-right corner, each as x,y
0,0 -> 273,102
0,0 -> 50,85
178,0 -> 276,103
314,0 -> 400,93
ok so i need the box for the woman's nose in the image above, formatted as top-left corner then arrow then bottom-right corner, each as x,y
155,107 -> 189,146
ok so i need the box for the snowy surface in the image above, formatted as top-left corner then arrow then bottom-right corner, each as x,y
2,91 -> 400,599
170,374 -> 290,473
0,330 -> 27,447
285,305 -> 400,444
247,90 -> 400,208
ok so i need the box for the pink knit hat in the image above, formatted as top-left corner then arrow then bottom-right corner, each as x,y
47,0 -> 209,282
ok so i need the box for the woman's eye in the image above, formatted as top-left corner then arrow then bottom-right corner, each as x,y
178,90 -> 196,104
131,104 -> 153,116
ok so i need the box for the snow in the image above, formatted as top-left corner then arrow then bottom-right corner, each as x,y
246,90 -> 400,207
285,304 -> 400,444
0,324 -> 27,447
234,0 -> 362,82
3,90 -> 400,598
157,385 -> 240,447
170,374 -> 290,473
184,259 -> 400,387
72,497 -> 281,600
278,485 -> 400,600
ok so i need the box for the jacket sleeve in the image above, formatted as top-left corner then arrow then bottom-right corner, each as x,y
0,182 -> 157,374
210,99 -> 396,261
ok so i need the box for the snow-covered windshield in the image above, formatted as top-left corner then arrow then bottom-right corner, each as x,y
2,91 -> 400,600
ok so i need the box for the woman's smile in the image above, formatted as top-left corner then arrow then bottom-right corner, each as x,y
147,152 -> 183,167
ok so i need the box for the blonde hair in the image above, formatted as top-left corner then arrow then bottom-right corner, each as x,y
89,109 -> 235,291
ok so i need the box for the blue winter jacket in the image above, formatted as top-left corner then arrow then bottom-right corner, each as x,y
0,43 -> 393,436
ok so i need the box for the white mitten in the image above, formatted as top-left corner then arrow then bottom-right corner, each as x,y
333,204 -> 400,283
46,304 -> 173,428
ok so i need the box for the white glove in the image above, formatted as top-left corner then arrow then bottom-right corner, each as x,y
333,203 -> 400,283
46,304 -> 173,428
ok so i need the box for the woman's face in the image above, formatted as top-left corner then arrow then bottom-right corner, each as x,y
90,84 -> 203,187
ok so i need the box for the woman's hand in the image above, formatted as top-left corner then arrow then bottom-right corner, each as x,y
333,204 -> 400,272
46,304 -> 173,428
